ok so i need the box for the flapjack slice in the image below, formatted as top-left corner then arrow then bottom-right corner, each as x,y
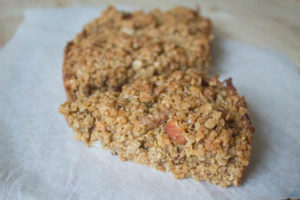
60,69 -> 254,187
63,6 -> 213,101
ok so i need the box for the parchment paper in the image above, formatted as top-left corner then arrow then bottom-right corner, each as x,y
0,7 -> 299,200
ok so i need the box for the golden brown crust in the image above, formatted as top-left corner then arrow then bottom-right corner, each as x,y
63,41 -> 75,101
63,6 -> 213,101
59,69 -> 254,187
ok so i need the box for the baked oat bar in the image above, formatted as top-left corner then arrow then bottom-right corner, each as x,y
59,70 -> 254,187
63,6 -> 213,101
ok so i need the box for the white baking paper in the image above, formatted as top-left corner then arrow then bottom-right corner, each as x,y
0,7 -> 300,200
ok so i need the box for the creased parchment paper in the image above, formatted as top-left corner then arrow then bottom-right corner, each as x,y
0,7 -> 300,200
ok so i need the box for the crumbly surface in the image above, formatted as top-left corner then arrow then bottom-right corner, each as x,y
63,6 -> 213,101
59,70 -> 254,187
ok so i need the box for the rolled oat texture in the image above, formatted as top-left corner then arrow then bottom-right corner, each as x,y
63,6 -> 213,101
59,70 -> 254,187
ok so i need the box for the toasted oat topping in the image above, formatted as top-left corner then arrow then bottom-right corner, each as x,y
63,6 -> 213,101
59,69 -> 254,187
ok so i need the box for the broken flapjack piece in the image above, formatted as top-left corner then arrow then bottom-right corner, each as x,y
59,69 -> 254,187
63,6 -> 213,101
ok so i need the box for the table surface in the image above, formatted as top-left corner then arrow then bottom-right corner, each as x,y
1,0 -> 300,69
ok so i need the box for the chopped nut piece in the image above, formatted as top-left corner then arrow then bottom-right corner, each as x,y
164,120 -> 187,145
204,119 -> 216,129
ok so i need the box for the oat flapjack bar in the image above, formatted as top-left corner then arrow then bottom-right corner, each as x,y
63,6 -> 213,101
59,70 -> 254,187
